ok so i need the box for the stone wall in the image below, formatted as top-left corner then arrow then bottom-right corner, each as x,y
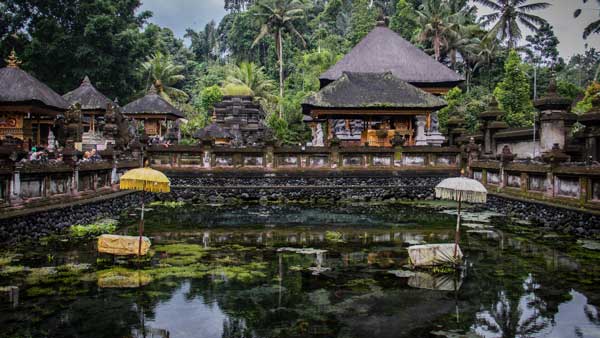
0,192 -> 146,243
166,174 -> 450,204
486,195 -> 600,237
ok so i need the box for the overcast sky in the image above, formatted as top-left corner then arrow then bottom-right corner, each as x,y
139,0 -> 599,59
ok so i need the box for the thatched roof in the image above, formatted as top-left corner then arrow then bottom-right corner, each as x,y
320,24 -> 464,86
122,85 -> 184,119
303,72 -> 447,113
193,122 -> 233,140
0,52 -> 68,111
63,76 -> 114,111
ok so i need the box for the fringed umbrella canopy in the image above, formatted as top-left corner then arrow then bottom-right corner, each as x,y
119,167 -> 170,193
435,177 -> 487,204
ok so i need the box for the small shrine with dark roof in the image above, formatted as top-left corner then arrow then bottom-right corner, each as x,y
0,51 -> 69,148
122,85 -> 184,137
302,21 -> 462,147
63,76 -> 115,150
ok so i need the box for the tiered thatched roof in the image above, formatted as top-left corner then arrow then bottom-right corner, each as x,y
303,72 -> 447,114
319,23 -> 463,87
0,51 -> 68,111
122,85 -> 184,119
63,76 -> 114,111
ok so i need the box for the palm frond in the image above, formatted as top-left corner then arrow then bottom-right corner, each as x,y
518,2 -> 550,12
583,19 -> 600,39
473,0 -> 502,11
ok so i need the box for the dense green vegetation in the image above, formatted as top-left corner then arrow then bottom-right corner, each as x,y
1,0 -> 599,142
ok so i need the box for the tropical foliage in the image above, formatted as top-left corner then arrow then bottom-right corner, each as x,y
0,0 -> 596,141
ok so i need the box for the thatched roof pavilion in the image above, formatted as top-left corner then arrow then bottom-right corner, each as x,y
319,22 -> 463,93
122,85 -> 184,136
303,21 -> 460,147
303,72 -> 447,116
0,51 -> 68,147
63,76 -> 114,134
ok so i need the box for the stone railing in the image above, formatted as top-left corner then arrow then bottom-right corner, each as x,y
0,158 -> 140,211
146,145 -> 461,172
469,159 -> 600,211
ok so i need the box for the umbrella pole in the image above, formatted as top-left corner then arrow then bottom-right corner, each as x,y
454,191 -> 462,259
138,184 -> 145,257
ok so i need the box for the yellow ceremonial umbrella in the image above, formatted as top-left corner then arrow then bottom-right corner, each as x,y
119,167 -> 170,255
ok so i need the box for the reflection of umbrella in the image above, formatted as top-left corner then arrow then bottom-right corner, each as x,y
435,177 -> 487,258
119,167 -> 170,255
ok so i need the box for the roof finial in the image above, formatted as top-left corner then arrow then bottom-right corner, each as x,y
82,75 -> 91,86
148,84 -> 158,95
5,49 -> 22,68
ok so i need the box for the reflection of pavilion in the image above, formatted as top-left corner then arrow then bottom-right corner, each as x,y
302,21 -> 462,147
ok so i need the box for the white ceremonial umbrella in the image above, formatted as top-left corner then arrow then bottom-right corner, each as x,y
435,177 -> 488,258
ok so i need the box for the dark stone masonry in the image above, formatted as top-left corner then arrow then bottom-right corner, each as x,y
0,192 -> 146,243
1,172 -> 599,243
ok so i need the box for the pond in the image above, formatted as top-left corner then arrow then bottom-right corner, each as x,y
1,203 -> 600,338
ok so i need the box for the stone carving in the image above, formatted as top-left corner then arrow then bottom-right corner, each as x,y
312,123 -> 324,147
332,119 -> 363,140
101,103 -> 134,150
165,120 -> 180,144
52,115 -> 67,148
430,112 -> 439,133
391,132 -> 406,147
64,103 -> 83,146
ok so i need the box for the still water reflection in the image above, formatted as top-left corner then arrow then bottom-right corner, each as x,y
1,204 -> 599,338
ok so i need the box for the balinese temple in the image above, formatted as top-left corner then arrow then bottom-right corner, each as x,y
0,51 -> 69,149
122,85 -> 184,137
63,76 -> 115,149
211,85 -> 269,146
302,21 -> 463,147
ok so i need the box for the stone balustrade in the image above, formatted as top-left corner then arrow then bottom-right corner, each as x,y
470,160 -> 600,211
146,144 -> 462,172
0,157 -> 140,211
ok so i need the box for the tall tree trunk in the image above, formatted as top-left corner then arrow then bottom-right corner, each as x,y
278,29 -> 284,119
434,34 -> 441,61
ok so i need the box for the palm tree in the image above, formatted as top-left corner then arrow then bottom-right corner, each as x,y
141,52 -> 188,103
574,0 -> 600,39
225,61 -> 276,106
252,0 -> 308,117
474,0 -> 550,49
415,0 -> 456,61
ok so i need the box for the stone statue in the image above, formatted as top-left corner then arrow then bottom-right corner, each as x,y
430,112 -> 440,133
312,123 -> 324,147
165,120 -> 180,144
51,115 -> 67,148
64,103 -> 83,145
101,103 -> 134,151
391,132 -> 405,147
466,137 -> 480,164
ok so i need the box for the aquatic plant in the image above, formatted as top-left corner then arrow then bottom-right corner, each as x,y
97,267 -> 152,288
69,218 -> 118,238
154,243 -> 207,266
0,253 -> 16,266
148,201 -> 185,208
325,231 -> 345,243
345,278 -> 379,291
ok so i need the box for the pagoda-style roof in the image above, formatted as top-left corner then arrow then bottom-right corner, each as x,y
63,76 -> 114,112
0,51 -> 68,111
303,72 -> 447,114
534,78 -> 572,111
122,85 -> 184,119
193,122 -> 233,140
319,23 -> 464,87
